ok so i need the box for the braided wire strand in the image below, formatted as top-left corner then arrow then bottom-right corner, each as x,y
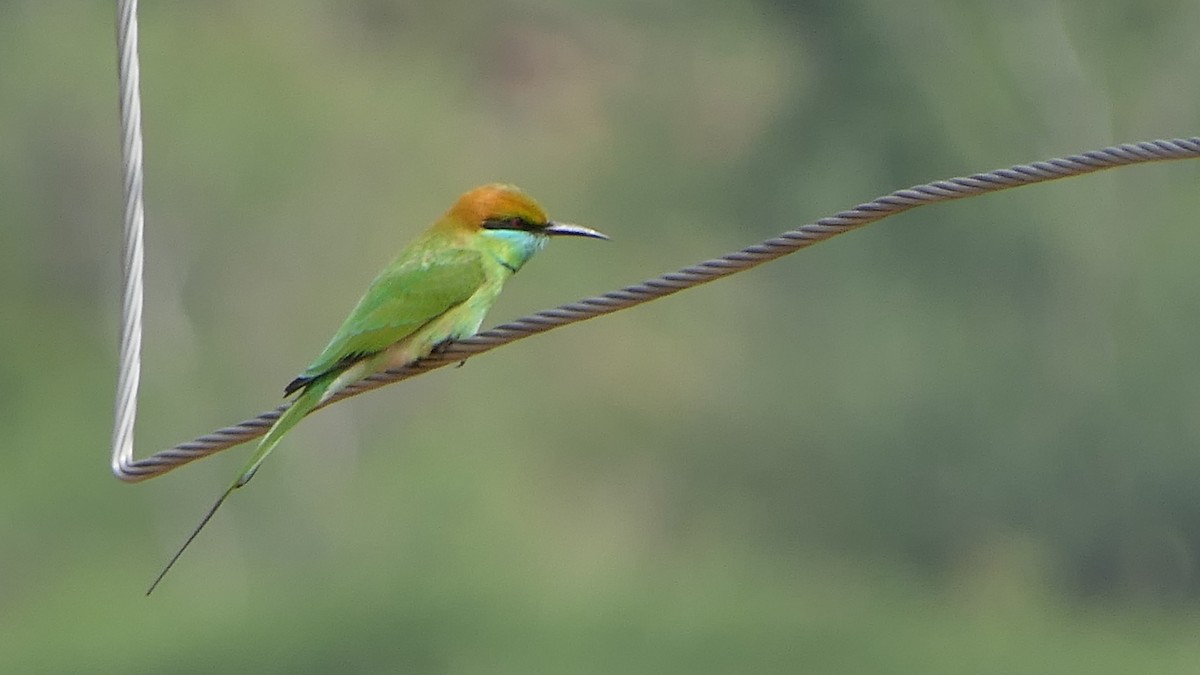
111,5 -> 1200,482
112,135 -> 1200,481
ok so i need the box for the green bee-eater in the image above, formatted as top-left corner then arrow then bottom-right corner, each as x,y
148,184 -> 607,594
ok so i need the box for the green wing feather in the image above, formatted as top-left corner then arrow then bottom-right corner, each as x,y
287,247 -> 488,394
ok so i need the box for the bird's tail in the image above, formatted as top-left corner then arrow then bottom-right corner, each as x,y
234,376 -> 331,488
146,376 -> 333,594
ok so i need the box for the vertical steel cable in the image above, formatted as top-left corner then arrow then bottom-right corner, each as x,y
112,0 -> 146,479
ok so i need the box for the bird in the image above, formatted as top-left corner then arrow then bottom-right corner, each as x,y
147,184 -> 608,594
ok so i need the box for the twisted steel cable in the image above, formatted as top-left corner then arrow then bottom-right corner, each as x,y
111,2 -> 1200,482
112,0 -> 147,480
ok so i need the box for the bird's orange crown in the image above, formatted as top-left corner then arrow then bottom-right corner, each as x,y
443,183 -> 549,232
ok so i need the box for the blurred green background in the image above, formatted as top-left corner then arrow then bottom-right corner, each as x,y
4,1 -> 1200,672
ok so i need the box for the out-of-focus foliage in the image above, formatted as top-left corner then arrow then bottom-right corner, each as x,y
3,0 -> 1200,672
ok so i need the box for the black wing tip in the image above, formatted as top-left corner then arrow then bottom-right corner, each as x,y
284,352 -> 370,397
283,376 -> 310,397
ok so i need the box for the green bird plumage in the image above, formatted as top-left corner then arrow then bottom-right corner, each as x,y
148,184 -> 607,594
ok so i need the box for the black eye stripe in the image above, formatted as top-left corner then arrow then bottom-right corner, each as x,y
482,216 -> 538,231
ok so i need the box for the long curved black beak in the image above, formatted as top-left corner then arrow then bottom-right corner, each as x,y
544,221 -> 609,240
